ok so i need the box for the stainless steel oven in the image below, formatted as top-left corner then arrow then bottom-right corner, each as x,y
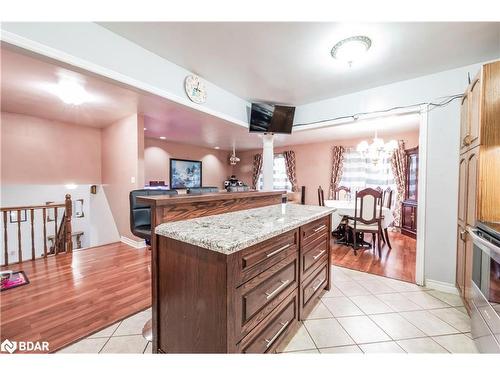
469,222 -> 500,353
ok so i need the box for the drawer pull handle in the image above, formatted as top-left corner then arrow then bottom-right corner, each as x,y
266,244 -> 291,258
312,249 -> 326,260
311,278 -> 326,292
265,320 -> 290,348
265,280 -> 290,299
313,225 -> 327,233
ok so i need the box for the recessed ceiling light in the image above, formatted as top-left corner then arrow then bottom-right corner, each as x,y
159,136 -> 166,140
214,146 -> 220,150
47,78 -> 95,105
331,36 -> 372,67
144,127 -> 147,131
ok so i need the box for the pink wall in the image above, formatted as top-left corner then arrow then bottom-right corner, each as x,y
233,130 -> 419,205
1,112 -> 102,184
144,138 -> 232,188
101,114 -> 144,240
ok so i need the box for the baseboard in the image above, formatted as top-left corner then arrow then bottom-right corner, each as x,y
425,279 -> 459,295
120,236 -> 147,249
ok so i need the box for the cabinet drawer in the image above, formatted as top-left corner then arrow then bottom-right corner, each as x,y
236,229 -> 299,285
237,290 -> 298,353
301,217 -> 329,246
301,236 -> 328,278
235,254 -> 298,340
300,262 -> 328,318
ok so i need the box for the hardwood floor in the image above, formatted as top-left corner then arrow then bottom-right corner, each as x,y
0,242 -> 151,353
331,231 -> 416,283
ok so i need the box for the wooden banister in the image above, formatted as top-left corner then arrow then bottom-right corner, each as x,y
1,194 -> 73,266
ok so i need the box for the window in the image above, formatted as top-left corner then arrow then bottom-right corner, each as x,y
258,154 -> 292,192
339,149 -> 396,205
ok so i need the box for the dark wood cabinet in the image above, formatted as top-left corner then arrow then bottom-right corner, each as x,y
401,147 -> 418,238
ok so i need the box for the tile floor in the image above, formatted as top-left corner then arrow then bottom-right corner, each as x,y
57,266 -> 478,354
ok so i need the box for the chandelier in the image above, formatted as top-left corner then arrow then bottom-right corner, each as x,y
229,145 -> 240,166
356,133 -> 398,165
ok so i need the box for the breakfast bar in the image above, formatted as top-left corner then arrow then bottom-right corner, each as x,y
138,191 -> 334,353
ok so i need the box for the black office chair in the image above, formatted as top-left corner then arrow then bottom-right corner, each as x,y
186,186 -> 219,194
129,189 -> 178,245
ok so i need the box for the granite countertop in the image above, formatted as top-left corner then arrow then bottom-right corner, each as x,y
155,204 -> 336,254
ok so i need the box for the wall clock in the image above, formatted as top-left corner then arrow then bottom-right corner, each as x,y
184,75 -> 207,104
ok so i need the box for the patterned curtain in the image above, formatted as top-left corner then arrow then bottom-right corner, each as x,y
328,146 -> 345,199
283,151 -> 298,192
390,140 -> 407,227
251,153 -> 263,189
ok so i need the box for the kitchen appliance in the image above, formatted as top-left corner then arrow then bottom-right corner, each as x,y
469,221 -> 500,353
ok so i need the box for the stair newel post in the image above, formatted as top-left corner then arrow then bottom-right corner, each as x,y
65,194 -> 73,253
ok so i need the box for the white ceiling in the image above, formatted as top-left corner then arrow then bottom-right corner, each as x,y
99,22 -> 500,105
1,43 -> 418,151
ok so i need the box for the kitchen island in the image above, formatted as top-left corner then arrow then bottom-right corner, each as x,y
152,203 -> 335,353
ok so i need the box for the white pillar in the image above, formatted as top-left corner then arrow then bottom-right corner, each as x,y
262,134 -> 274,191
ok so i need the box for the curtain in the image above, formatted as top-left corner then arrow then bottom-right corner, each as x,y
251,153 -> 263,189
328,146 -> 345,199
283,151 -> 298,192
390,140 -> 407,227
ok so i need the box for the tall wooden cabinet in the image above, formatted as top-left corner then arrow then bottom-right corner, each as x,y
456,61 -> 500,310
401,147 -> 418,238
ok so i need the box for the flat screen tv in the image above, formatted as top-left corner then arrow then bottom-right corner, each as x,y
169,158 -> 202,189
249,103 -> 295,134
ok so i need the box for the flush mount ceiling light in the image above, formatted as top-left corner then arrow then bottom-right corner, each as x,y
46,77 -> 95,105
331,36 -> 372,67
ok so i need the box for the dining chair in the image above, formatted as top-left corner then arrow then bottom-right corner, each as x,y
317,186 -> 325,206
347,187 -> 384,257
334,186 -> 351,200
381,187 -> 393,249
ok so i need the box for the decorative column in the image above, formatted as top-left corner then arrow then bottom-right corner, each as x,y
262,134 -> 274,191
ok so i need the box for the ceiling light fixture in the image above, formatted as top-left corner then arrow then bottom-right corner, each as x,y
49,78 -> 94,105
229,145 -> 240,166
214,146 -> 220,150
159,136 -> 166,140
356,131 -> 397,166
331,36 -> 372,67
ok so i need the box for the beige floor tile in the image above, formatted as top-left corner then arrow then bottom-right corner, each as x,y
456,306 -> 468,314
321,286 -> 344,298
399,310 -> 459,336
303,318 -> 354,348
426,290 -> 464,307
396,337 -> 448,353
305,301 -> 334,319
332,270 -> 353,282
280,324 -> 316,352
88,322 -> 120,339
359,341 -> 405,353
333,281 -> 371,297
282,349 -> 320,354
432,334 -> 478,353
400,291 -> 450,309
369,313 -> 426,340
360,280 -> 398,295
380,278 -> 425,292
319,345 -> 362,353
322,296 -> 364,317
428,308 -> 471,333
100,335 -> 149,353
144,342 -> 152,353
58,338 -> 108,353
350,295 -> 394,314
337,316 -> 391,344
376,293 -> 422,312
113,309 -> 151,336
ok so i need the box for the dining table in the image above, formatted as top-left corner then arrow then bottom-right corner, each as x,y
324,199 -> 395,230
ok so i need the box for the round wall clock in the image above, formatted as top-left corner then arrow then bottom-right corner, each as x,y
184,75 -> 207,104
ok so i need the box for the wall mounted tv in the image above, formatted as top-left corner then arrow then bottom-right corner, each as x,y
170,158 -> 202,189
249,103 -> 295,134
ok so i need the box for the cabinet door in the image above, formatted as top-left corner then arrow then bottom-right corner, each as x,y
460,93 -> 469,152
401,204 -> 413,230
457,154 -> 467,227
464,232 -> 474,308
456,225 -> 466,296
466,149 -> 478,228
468,76 -> 481,149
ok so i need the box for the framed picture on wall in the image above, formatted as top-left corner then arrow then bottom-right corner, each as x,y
169,158 -> 202,189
